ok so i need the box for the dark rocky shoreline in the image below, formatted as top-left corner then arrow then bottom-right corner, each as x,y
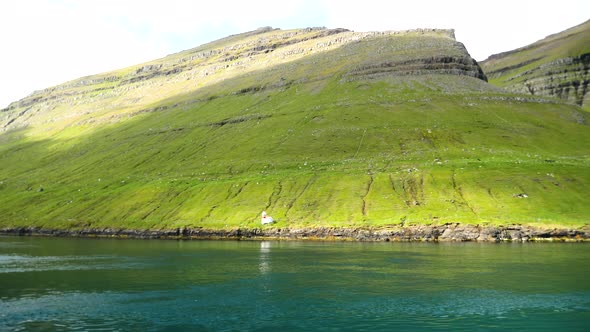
1,224 -> 589,242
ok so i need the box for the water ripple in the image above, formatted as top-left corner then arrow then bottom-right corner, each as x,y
0,254 -> 149,273
351,289 -> 590,317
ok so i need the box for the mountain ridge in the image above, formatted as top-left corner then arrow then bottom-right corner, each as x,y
3,27 -> 478,133
481,19 -> 590,108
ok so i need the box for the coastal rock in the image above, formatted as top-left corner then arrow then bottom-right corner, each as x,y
2,224 -> 588,242
477,227 -> 501,242
439,224 -> 482,241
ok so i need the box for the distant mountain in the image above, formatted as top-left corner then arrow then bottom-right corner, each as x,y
481,20 -> 590,109
0,27 -> 588,234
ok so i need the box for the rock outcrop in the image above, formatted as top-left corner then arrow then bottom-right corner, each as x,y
484,53 -> 589,107
481,20 -> 590,108
346,55 -> 486,81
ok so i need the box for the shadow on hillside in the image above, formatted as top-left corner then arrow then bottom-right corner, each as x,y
0,32 -> 497,175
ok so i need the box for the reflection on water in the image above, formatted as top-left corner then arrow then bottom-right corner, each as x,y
259,241 -> 271,275
1,236 -> 589,331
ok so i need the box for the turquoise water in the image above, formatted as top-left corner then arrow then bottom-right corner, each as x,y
1,237 -> 589,331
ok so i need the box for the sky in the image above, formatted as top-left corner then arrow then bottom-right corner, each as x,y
0,0 -> 588,108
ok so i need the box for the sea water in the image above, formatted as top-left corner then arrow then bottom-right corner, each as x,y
1,236 -> 589,331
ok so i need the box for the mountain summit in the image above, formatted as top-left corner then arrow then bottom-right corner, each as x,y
2,27 -> 485,132
1,27 -> 588,236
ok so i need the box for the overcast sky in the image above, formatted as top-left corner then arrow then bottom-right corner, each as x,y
1,0 -> 588,108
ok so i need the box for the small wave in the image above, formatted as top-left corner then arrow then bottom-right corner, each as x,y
0,241 -> 36,249
0,254 -> 148,273
352,289 -> 590,317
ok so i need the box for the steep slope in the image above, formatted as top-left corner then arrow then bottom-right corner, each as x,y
0,27 -> 589,234
481,20 -> 590,109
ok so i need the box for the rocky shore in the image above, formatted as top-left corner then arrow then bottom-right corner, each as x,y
2,224 -> 588,242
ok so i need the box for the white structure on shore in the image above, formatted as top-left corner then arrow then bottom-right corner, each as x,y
261,211 -> 273,224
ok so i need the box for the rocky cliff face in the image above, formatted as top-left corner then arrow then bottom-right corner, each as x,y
481,20 -> 590,108
484,52 -> 589,107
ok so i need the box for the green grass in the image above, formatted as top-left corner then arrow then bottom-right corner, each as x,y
1,28 -> 589,231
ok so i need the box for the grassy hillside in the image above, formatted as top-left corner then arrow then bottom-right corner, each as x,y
481,20 -> 590,109
1,28 -> 589,231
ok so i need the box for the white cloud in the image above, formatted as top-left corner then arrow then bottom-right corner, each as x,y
0,1 -> 163,107
0,0 -> 325,107
319,0 -> 590,61
0,0 -> 588,108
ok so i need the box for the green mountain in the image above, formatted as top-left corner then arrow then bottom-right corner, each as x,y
481,20 -> 590,109
1,27 -> 589,234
